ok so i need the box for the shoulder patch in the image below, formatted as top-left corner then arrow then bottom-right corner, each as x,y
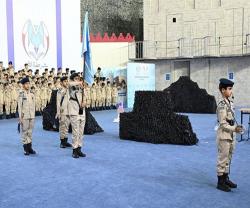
218,100 -> 226,107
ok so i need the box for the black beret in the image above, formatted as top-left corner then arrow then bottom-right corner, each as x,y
219,78 -> 234,87
70,70 -> 76,74
60,76 -> 68,82
70,73 -> 79,80
21,77 -> 30,85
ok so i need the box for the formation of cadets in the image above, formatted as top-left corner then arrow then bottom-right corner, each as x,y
0,61 -> 119,120
0,61 -> 119,158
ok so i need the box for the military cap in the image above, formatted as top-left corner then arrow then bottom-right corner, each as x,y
70,70 -> 76,75
21,77 -> 30,85
219,78 -> 234,87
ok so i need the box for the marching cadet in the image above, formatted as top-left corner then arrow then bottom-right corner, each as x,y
18,77 -> 36,156
90,83 -> 97,110
10,80 -> 18,118
68,73 -> 86,158
0,82 -> 4,119
216,78 -> 243,192
111,82 -> 118,108
4,83 -> 11,119
106,81 -> 112,109
56,76 -> 72,148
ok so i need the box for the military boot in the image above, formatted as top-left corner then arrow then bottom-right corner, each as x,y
60,139 -> 66,148
77,147 -> 86,157
72,148 -> 79,158
224,173 -> 237,188
217,175 -> 231,192
64,138 -> 72,147
23,144 -> 30,156
27,143 -> 36,154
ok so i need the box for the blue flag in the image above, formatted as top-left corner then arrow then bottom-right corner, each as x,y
82,11 -> 93,84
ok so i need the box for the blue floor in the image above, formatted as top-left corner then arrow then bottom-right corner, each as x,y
0,110 -> 249,208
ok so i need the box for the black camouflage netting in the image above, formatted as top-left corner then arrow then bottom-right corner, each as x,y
119,91 -> 198,145
164,76 -> 217,114
42,90 -> 103,135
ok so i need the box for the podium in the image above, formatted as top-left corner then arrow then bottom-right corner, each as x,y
239,108 -> 250,142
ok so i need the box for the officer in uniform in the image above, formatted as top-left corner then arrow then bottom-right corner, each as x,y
216,78 -> 243,192
68,73 -> 86,158
18,77 -> 36,155
56,76 -> 72,148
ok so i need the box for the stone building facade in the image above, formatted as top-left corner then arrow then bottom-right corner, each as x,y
130,0 -> 250,106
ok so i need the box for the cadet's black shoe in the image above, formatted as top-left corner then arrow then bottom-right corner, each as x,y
0,115 -> 3,120
64,138 -> 72,147
6,115 -> 10,119
77,147 -> 86,157
23,144 -> 30,156
224,173 -> 237,188
60,139 -> 66,148
72,148 -> 79,158
217,175 -> 231,192
27,143 -> 36,154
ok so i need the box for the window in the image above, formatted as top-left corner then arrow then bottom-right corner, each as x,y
166,73 -> 171,81
228,72 -> 234,80
173,18 -> 176,23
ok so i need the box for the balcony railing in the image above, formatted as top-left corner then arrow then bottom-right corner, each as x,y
128,35 -> 250,60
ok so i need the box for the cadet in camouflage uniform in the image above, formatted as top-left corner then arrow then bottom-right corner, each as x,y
56,76 -> 72,148
18,77 -> 36,156
216,78 -> 243,192
68,73 -> 86,158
